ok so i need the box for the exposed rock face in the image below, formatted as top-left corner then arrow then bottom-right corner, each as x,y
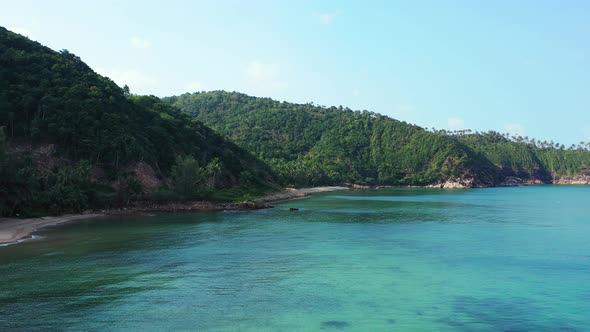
428,177 -> 475,188
499,176 -> 523,187
552,174 -> 590,185
127,161 -> 163,192
442,178 -> 473,188
440,171 -> 590,187
9,142 -> 63,175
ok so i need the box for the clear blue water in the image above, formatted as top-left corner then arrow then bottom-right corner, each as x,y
1,186 -> 589,331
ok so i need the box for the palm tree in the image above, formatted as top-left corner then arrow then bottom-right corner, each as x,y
206,158 -> 222,188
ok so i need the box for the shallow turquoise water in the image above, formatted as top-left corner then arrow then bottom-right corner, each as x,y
1,186 -> 589,331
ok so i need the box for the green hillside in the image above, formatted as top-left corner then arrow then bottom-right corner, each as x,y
457,131 -> 590,180
0,27 -> 274,216
167,91 -> 590,186
165,91 -> 500,186
2,25 -> 588,217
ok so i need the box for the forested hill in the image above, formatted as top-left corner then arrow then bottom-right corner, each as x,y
166,91 -> 590,187
456,132 -> 590,182
0,27 -> 274,216
164,91 -> 500,187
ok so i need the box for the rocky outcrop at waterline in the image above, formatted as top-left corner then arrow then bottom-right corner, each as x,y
498,176 -> 524,187
483,172 -> 590,186
426,177 -> 477,188
552,173 -> 590,185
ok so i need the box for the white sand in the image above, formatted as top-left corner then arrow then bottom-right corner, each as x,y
0,214 -> 103,245
287,186 -> 349,194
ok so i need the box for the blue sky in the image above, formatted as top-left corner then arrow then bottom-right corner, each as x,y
2,0 -> 589,144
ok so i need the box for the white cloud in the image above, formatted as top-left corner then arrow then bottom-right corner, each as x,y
504,123 -> 526,136
130,36 -> 150,49
246,61 -> 279,81
447,117 -> 465,130
186,81 -> 205,92
244,61 -> 287,96
8,27 -> 32,38
96,68 -> 158,95
317,13 -> 336,25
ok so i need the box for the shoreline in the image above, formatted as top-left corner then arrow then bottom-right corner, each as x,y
0,186 -> 348,246
0,214 -> 105,246
2,182 -> 586,247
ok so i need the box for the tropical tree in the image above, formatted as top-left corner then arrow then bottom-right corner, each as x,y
171,156 -> 207,198
205,157 -> 222,188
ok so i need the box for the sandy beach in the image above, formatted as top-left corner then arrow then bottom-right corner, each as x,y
0,214 -> 104,246
255,186 -> 348,203
0,186 -> 348,246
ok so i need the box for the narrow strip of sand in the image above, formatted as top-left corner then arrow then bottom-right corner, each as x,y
289,186 -> 349,194
254,186 -> 349,203
0,214 -> 104,245
0,186 -> 349,246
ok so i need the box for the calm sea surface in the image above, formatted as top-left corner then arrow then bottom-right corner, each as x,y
1,186 -> 589,331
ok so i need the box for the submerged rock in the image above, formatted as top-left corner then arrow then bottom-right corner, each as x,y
230,201 -> 273,210
321,320 -> 350,330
